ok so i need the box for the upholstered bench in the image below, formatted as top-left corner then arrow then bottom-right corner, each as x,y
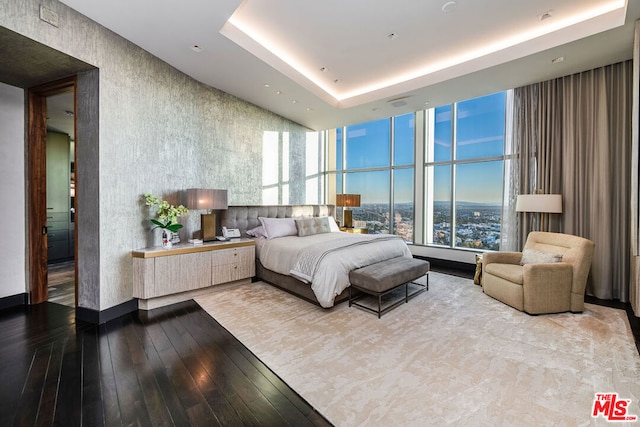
348,257 -> 430,318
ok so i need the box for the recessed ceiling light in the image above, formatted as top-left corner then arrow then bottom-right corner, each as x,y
334,79 -> 340,84
276,90 -> 282,95
387,33 -> 398,40
551,56 -> 565,64
306,107 -> 312,112
264,83 -> 270,88
442,1 -> 457,13
320,67 -> 327,72
191,45 -> 203,52
292,100 -> 298,104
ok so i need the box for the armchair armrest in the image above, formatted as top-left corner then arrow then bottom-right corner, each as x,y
522,262 -> 573,314
483,251 -> 522,266
523,262 -> 573,285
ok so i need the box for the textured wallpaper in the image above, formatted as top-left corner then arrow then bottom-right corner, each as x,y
1,0 -> 320,310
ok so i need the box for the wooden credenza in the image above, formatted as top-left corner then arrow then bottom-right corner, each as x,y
132,239 -> 255,309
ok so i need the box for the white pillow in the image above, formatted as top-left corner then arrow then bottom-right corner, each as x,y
246,225 -> 266,238
327,216 -> 340,232
258,217 -> 298,239
520,248 -> 563,265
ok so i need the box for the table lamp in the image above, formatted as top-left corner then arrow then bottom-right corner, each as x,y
186,188 -> 228,241
336,194 -> 361,228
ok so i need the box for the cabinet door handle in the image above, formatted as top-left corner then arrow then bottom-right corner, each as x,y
42,226 -> 48,235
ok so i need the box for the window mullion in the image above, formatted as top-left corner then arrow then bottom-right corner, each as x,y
389,117 -> 394,235
450,104 -> 457,249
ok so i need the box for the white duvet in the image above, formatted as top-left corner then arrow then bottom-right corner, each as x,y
255,232 -> 412,307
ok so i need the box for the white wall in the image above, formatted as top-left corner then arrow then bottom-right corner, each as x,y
0,82 -> 26,298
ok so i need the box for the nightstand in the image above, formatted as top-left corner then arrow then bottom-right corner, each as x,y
340,227 -> 369,234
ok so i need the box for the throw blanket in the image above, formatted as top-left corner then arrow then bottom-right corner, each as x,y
290,234 -> 405,283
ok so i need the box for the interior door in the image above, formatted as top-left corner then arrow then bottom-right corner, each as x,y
28,77 -> 77,304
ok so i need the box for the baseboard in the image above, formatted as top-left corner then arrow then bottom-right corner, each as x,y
413,255 -> 475,278
76,298 -> 138,324
0,293 -> 28,311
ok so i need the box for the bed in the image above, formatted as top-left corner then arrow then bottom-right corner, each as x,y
221,204 -> 412,307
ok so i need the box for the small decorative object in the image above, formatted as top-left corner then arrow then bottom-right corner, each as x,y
144,193 -> 189,248
162,229 -> 173,249
473,254 -> 483,286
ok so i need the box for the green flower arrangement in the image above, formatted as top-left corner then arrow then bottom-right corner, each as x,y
144,193 -> 189,233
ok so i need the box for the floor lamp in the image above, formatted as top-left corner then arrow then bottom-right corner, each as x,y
186,188 -> 228,241
336,194 -> 361,228
515,194 -> 562,231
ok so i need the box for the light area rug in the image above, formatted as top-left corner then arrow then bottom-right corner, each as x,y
195,273 -> 640,426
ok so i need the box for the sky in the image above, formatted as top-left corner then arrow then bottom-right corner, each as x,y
336,91 -> 506,205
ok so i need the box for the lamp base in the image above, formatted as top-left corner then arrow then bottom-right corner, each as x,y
201,213 -> 218,241
343,209 -> 353,228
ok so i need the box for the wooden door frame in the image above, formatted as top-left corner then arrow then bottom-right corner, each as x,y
28,76 -> 77,305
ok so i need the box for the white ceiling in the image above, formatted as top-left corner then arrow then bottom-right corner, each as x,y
58,0 -> 638,130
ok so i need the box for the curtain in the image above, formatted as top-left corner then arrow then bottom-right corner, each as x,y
512,60 -> 632,301
500,91 -> 519,251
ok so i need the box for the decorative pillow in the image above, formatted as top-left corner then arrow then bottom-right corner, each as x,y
258,217 -> 298,239
520,248 -> 563,265
246,225 -> 266,238
295,217 -> 331,237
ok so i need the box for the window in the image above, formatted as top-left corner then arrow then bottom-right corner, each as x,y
425,92 -> 506,250
328,114 -> 414,241
325,91 -> 507,250
346,119 -> 390,169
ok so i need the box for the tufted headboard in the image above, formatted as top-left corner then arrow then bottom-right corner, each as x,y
221,205 -> 336,237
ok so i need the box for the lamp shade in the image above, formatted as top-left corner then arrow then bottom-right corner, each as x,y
336,194 -> 361,208
186,189 -> 228,210
515,194 -> 562,213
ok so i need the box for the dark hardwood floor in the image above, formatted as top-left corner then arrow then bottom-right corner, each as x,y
2,268 -> 639,427
0,301 -> 331,427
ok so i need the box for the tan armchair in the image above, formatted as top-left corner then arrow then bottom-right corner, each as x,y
482,231 -> 595,314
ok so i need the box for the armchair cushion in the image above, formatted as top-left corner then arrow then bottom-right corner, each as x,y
520,248 -> 563,265
484,263 -> 523,285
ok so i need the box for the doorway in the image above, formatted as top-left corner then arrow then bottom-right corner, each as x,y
28,77 -> 77,306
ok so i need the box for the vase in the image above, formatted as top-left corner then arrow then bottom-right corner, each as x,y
162,229 -> 173,248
